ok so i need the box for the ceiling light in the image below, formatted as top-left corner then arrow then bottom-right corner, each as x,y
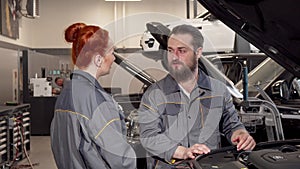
105,0 -> 141,1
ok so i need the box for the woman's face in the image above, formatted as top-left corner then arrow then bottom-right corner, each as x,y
100,47 -> 115,76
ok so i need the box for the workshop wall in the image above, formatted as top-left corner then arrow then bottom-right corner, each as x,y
0,0 -> 205,99
0,0 -> 205,49
0,48 -> 19,104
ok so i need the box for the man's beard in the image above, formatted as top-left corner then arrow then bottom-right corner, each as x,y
168,55 -> 197,82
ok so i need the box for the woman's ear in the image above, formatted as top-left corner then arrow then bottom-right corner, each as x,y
94,55 -> 103,67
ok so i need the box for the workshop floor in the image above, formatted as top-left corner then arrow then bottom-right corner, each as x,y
16,136 -> 57,169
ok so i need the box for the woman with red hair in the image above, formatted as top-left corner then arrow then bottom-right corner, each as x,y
50,23 -> 136,169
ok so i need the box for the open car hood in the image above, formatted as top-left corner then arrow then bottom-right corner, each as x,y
197,0 -> 300,77
113,52 -> 157,87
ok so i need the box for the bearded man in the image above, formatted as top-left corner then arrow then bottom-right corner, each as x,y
138,24 -> 255,169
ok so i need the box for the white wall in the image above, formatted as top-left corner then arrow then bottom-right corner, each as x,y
0,0 -> 205,96
28,50 -> 61,79
0,0 -> 205,49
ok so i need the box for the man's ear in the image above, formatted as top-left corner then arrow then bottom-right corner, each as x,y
196,47 -> 202,59
94,55 -> 103,67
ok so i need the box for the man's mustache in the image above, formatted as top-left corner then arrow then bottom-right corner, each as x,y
171,60 -> 184,65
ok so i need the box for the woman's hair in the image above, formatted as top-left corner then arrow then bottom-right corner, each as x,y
64,22 -> 110,68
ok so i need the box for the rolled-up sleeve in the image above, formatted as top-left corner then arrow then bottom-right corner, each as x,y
138,88 -> 179,162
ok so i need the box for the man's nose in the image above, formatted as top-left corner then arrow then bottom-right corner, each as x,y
170,50 -> 180,60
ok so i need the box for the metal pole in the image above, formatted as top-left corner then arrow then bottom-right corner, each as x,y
186,0 -> 190,19
243,61 -> 248,101
193,0 -> 197,18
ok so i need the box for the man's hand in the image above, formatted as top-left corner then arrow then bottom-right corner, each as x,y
173,144 -> 211,160
231,129 -> 256,151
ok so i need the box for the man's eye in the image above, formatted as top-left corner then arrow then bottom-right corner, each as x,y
179,50 -> 186,54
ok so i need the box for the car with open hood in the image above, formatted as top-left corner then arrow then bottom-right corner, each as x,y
197,0 -> 300,140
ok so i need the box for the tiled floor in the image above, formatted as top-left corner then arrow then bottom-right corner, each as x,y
16,136 -> 57,169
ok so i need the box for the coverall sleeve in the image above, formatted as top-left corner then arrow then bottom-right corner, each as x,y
84,101 -> 137,169
220,88 -> 246,142
138,88 -> 179,162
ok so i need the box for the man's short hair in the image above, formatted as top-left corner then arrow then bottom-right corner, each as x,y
169,24 -> 204,51
55,77 -> 63,83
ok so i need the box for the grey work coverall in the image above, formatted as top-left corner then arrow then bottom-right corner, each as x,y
50,70 -> 136,169
138,70 -> 245,169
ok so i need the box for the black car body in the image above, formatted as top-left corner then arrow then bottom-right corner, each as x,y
197,0 -> 300,77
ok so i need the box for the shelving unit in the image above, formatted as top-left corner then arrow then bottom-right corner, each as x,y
0,117 -> 8,167
0,104 -> 31,168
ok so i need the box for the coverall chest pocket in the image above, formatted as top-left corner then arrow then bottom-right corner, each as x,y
201,96 -> 223,109
158,103 -> 184,141
159,103 -> 181,116
200,96 -> 223,125
158,103 -> 182,127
